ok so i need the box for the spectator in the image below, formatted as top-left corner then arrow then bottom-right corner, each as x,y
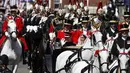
0,54 -> 12,73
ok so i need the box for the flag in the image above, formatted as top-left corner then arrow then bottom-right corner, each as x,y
46,0 -> 48,6
69,0 -> 72,5
37,0 -> 42,5
96,1 -> 103,13
73,0 -> 76,4
84,0 -> 87,6
76,0 -> 79,8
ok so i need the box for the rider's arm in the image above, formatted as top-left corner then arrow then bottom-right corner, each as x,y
2,19 -> 8,34
16,17 -> 24,33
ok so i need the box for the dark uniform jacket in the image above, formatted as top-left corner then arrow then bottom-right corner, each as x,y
106,28 -> 118,37
0,67 -> 12,73
111,35 -> 130,57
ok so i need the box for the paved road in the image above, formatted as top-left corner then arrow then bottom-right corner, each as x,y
17,62 -> 30,73
9,54 -> 53,73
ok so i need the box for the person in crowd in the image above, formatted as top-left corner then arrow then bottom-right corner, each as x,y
71,16 -> 91,44
106,17 -> 119,41
77,34 -> 87,46
118,11 -> 130,30
0,55 -> 12,73
0,5 -> 28,64
62,31 -> 76,47
111,23 -> 130,58
57,23 -> 72,46
91,17 -> 102,31
81,16 -> 92,37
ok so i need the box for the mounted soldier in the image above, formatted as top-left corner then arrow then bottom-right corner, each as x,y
0,5 -> 28,64
111,23 -> 130,57
62,31 -> 76,47
118,12 -> 130,31
106,16 -> 119,41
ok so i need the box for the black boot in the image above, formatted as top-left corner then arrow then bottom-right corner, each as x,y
23,51 -> 28,65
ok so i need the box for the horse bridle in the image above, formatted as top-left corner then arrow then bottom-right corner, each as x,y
10,31 -> 16,35
98,48 -> 110,72
118,52 -> 130,72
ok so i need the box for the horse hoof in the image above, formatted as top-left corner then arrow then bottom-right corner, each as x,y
29,70 -> 32,73
28,66 -> 31,69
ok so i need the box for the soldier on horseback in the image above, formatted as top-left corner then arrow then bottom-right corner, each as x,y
0,5 -> 28,64
112,23 -> 130,58
106,17 -> 119,41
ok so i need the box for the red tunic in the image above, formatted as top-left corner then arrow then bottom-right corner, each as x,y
0,15 -> 28,51
57,30 -> 65,40
71,29 -> 82,44
71,29 -> 92,44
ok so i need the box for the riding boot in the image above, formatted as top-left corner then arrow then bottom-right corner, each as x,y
23,50 -> 28,65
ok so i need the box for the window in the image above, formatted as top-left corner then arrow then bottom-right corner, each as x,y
54,0 -> 60,8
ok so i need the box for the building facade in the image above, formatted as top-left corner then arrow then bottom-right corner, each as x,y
48,0 -> 109,9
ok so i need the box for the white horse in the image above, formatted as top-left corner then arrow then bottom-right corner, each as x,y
55,37 -> 93,73
71,29 -> 110,73
109,44 -> 130,73
1,19 -> 22,73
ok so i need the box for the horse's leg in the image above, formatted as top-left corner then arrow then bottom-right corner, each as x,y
12,64 -> 18,73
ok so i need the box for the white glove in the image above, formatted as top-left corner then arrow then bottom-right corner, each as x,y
33,26 -> 38,33
26,25 -> 30,32
5,32 -> 10,37
61,38 -> 66,46
29,26 -> 33,32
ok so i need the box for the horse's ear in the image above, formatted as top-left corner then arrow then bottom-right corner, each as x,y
127,47 -> 130,52
116,44 -> 121,52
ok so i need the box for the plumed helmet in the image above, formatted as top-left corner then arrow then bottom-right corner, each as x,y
77,9 -> 81,15
64,5 -> 68,9
73,18 -> 79,25
73,5 -> 77,10
35,3 -> 39,9
97,8 -> 104,15
39,5 -> 44,11
58,9 -> 63,16
68,4 -> 72,10
84,6 -> 89,11
64,13 -> 70,19
92,17 -> 101,28
45,6 -> 49,11
80,2 -> 84,8
26,3 -> 33,10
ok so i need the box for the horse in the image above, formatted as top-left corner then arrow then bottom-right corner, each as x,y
109,44 -> 130,73
0,19 -> 22,73
24,14 -> 49,73
55,37 -> 93,73
71,27 -> 110,73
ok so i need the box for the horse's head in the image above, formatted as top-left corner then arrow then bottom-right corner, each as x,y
91,27 -> 109,72
91,27 -> 104,50
94,47 -> 109,73
7,19 -> 17,39
117,44 -> 130,73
